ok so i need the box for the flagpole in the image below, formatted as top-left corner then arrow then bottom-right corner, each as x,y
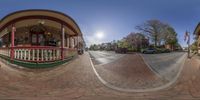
187,32 -> 190,58
184,31 -> 190,58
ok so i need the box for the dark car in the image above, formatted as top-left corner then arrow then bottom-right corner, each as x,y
141,48 -> 157,54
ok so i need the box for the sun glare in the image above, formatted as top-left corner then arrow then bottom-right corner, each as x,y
96,31 -> 104,39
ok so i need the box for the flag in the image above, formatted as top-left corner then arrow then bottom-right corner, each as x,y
184,31 -> 188,41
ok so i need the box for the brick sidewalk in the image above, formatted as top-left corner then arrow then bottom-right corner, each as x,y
0,52 -> 200,100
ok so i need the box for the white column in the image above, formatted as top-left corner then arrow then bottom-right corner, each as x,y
77,36 -> 79,49
71,37 -> 74,48
14,50 -> 17,59
198,36 -> 200,54
73,37 -> 75,48
62,27 -> 65,48
32,49 -> 35,61
56,49 -> 60,59
37,49 -> 39,61
41,49 -> 44,61
61,25 -> 65,60
74,37 -> 77,48
28,50 -> 30,61
17,50 -> 20,59
45,50 -> 48,61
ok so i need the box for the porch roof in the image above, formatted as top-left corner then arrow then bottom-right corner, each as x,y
0,9 -> 83,37
194,22 -> 200,35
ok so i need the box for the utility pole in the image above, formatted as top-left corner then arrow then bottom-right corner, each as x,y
188,33 -> 190,58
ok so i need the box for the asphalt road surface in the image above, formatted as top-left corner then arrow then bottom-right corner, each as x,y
89,51 -> 168,90
89,51 -> 186,90
89,51 -> 124,65
141,52 -> 186,81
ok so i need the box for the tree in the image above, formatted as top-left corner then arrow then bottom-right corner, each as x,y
136,20 -> 164,47
163,25 -> 178,50
89,44 -> 99,50
136,19 -> 178,48
117,39 -> 129,48
125,32 -> 148,51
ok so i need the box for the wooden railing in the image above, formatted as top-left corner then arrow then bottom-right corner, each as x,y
0,46 -> 77,63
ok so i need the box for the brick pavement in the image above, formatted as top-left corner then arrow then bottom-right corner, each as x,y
0,52 -> 199,100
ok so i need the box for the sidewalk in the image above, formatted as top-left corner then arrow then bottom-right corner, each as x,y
0,52 -> 200,100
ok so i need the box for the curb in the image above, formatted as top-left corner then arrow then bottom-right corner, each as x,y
139,53 -> 163,78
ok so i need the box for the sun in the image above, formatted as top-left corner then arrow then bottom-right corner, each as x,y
95,31 -> 104,39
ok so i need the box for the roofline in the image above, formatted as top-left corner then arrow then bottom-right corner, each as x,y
0,9 -> 83,36
193,22 -> 200,35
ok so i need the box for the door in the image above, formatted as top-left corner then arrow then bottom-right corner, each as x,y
31,32 -> 45,46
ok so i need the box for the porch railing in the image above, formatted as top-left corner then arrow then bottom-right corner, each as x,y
0,46 -> 77,63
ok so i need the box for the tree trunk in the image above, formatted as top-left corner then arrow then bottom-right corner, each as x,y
154,35 -> 157,47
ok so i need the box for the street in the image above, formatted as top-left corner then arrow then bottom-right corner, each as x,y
89,51 -> 124,65
89,51 -> 186,91
141,52 -> 187,81
0,51 -> 199,100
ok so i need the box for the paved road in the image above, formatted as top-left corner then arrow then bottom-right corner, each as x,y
89,51 -> 168,90
141,52 -> 186,81
89,51 -> 124,65
0,52 -> 200,99
89,51 -> 186,91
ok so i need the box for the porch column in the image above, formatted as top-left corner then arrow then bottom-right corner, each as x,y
77,36 -> 79,49
10,24 -> 16,61
67,37 -> 69,48
69,37 -> 72,48
75,36 -> 78,49
72,37 -> 74,48
73,37 -> 76,48
61,24 -> 65,60
198,35 -> 200,54
73,37 -> 75,48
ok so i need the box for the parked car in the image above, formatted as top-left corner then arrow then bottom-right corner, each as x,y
141,48 -> 157,54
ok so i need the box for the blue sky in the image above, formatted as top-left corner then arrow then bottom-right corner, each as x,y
0,0 -> 200,47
